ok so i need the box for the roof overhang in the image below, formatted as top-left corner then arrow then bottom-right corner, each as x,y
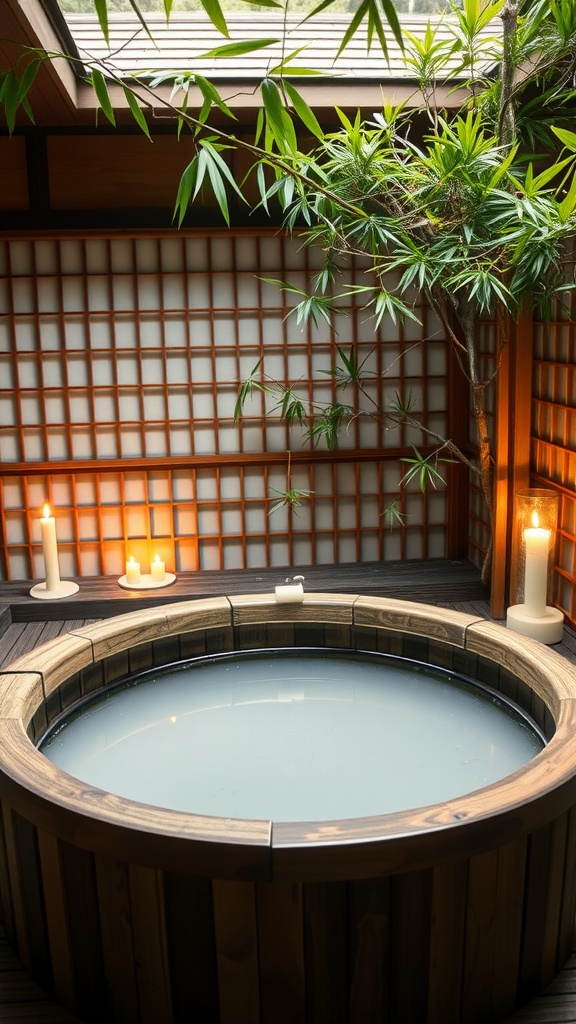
0,2 -> 498,126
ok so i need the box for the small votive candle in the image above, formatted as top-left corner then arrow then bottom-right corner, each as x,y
151,554 -> 166,583
275,582 -> 304,604
125,556 -> 141,584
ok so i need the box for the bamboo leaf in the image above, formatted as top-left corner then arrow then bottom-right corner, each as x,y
559,171 -> 576,223
91,69 -> 116,127
172,156 -> 199,227
268,487 -> 312,516
123,86 -> 151,140
283,81 -> 324,141
194,74 -> 236,121
93,0 -> 110,45
202,148 -> 231,226
16,59 -> 41,107
261,78 -> 297,154
125,0 -> 157,42
552,126 -> 576,152
2,70 -> 19,135
200,139 -> 246,199
381,500 -> 407,528
198,0 -> 230,37
531,155 -> 574,192
198,38 -> 278,58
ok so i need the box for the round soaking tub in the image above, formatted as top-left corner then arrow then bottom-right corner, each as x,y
0,593 -> 575,1024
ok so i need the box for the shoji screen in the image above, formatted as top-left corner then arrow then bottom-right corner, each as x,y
0,231 -> 450,580
532,308 -> 576,624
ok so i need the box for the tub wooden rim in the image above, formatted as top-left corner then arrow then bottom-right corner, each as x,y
1,594 -> 576,882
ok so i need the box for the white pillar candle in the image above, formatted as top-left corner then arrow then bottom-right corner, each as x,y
125,556 -> 141,584
40,504 -> 61,592
151,555 -> 166,583
523,513 -> 550,618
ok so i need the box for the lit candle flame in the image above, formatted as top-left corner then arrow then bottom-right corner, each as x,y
42,503 -> 51,519
531,510 -> 540,529
153,554 -> 160,564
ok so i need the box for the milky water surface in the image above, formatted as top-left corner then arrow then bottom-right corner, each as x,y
40,652 -> 544,821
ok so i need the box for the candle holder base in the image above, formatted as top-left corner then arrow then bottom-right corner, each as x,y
30,580 -> 80,601
118,573 -> 176,590
506,604 -> 564,645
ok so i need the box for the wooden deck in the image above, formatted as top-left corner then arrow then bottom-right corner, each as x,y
0,559 -> 575,1023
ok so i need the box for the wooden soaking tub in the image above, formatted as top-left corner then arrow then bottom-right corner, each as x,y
0,593 -> 576,1024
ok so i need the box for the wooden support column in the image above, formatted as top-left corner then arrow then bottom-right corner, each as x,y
491,307 -> 534,618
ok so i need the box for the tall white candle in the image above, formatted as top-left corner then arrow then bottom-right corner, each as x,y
523,512 -> 550,618
40,504 -> 61,592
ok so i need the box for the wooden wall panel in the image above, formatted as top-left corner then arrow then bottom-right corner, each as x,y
47,135 -> 206,211
0,138 -> 28,210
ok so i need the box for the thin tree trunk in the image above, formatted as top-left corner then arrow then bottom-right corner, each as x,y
458,303 -> 494,585
499,0 -> 519,151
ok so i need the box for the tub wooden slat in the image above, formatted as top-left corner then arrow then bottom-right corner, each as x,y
164,872 -> 220,1024
70,599 -> 232,663
1,805 -> 36,977
128,864 -> 173,1024
5,636 -> 94,701
0,802 -> 14,941
60,842 -> 108,1023
465,621 -> 576,713
11,811 -> 51,994
256,882 -> 306,1024
518,822 -> 555,1005
491,837 -> 527,1019
0,671 -> 45,726
348,876 -> 390,1023
464,848 -> 502,1024
390,869 -> 433,1023
541,812 -> 571,985
353,595 -> 481,647
426,859 -> 468,1024
37,829 -> 77,1013
212,879 -> 260,1024
229,593 -> 356,628
558,805 -> 576,968
126,639 -> 155,676
302,881 -> 347,1024
94,854 -> 139,1024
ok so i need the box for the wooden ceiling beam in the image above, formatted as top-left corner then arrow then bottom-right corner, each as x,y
1,0 -> 79,124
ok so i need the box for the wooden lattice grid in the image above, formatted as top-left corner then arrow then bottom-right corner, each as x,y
532,308 -> 576,625
0,230 -> 453,580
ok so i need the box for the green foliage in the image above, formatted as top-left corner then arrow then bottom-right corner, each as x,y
4,0 -> 576,566
268,487 -> 313,515
400,447 -> 456,492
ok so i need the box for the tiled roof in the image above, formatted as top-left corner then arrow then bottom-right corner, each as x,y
65,12 -> 500,80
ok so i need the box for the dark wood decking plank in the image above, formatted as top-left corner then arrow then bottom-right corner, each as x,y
0,558 -> 490,623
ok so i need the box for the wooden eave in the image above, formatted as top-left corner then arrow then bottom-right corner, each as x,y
1,2 -> 495,128
1,0 -> 79,123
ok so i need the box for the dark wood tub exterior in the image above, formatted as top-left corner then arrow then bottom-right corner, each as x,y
0,594 -> 575,1024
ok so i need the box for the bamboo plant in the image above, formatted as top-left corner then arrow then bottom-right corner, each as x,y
3,0 -> 576,581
